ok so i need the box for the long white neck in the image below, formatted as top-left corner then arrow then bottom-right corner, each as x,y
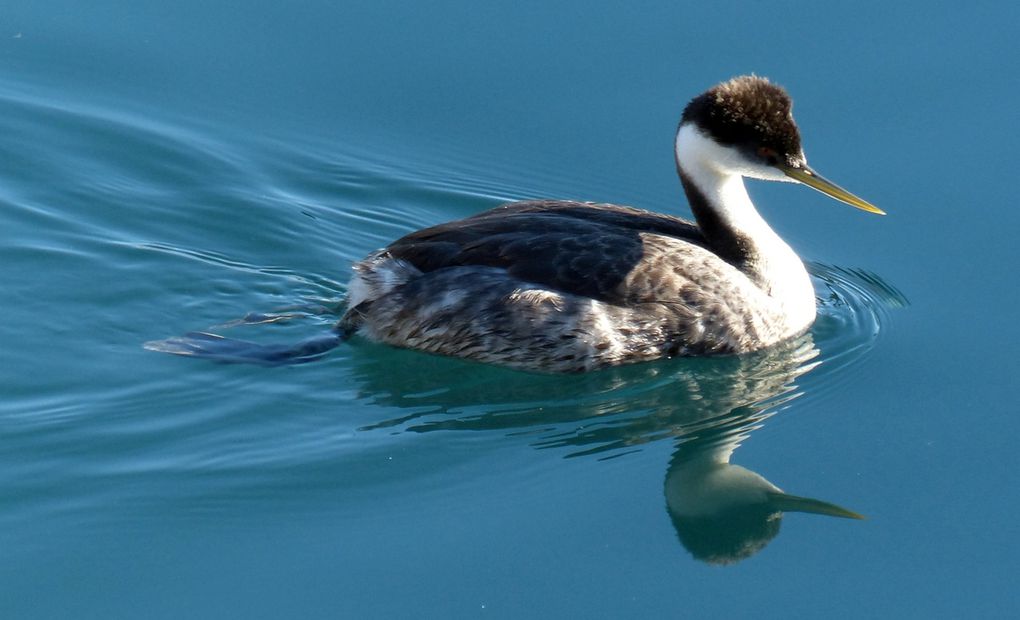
674,124 -> 815,331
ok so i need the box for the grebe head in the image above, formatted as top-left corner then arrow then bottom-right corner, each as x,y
665,460 -> 864,565
676,75 -> 884,215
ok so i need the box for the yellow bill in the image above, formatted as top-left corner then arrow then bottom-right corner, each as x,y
766,491 -> 866,519
781,164 -> 886,215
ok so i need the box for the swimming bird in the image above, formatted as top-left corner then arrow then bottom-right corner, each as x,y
340,75 -> 883,373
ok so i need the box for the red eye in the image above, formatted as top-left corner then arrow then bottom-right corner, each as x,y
757,146 -> 779,165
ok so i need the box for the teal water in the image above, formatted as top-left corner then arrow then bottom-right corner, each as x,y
3,2 -> 1018,617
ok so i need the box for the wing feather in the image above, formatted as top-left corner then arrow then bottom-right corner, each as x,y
386,200 -> 711,304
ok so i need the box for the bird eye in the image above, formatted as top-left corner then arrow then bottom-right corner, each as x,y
757,146 -> 779,166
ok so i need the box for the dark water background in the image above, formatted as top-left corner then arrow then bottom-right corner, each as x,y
2,2 -> 1018,617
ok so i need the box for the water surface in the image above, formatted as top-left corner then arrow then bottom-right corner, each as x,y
2,2 -> 1019,618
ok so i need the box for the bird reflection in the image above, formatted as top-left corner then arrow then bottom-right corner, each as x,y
352,331 -> 864,565
663,405 -> 861,565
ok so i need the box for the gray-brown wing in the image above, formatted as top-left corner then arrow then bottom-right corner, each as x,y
463,200 -> 703,239
385,200 -> 709,304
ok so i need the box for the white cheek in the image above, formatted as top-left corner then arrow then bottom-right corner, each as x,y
751,165 -> 795,183
729,152 -> 796,183
675,124 -> 800,183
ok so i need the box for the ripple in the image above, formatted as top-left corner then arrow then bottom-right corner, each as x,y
806,262 -> 909,395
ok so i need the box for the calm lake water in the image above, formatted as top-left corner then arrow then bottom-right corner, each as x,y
2,2 -> 1018,618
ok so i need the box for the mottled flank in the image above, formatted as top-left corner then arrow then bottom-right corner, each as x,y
342,201 -> 800,373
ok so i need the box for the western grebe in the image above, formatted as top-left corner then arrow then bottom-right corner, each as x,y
341,75 -> 883,373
